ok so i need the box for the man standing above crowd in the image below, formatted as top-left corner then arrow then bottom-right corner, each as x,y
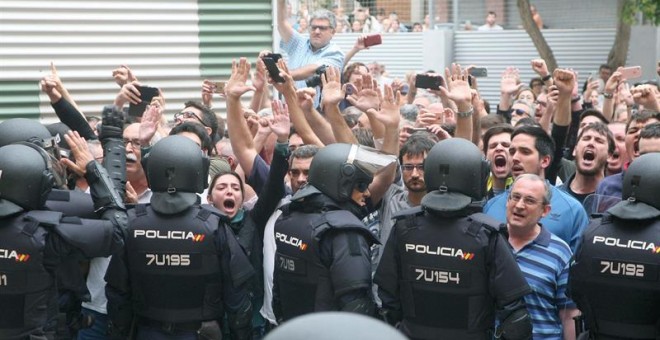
277,0 -> 343,92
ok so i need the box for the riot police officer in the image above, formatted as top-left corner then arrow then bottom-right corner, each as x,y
374,138 -> 533,340
105,135 -> 254,340
570,153 -> 660,340
0,139 -> 128,339
0,118 -> 97,218
272,143 -> 396,322
0,114 -> 127,337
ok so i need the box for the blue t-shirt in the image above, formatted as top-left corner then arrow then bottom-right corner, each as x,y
484,183 -> 589,252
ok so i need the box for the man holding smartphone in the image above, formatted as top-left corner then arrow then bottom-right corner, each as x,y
277,0 -> 343,106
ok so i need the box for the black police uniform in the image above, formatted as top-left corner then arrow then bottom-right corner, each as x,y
375,208 -> 531,340
105,135 -> 254,340
272,192 -> 378,322
0,154 -> 127,340
105,204 -> 254,339
374,137 -> 532,340
570,214 -> 660,340
570,153 -> 660,340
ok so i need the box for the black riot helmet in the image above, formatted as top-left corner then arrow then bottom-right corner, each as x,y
421,138 -> 489,212
608,153 -> 660,220
0,144 -> 59,216
0,118 -> 68,189
302,143 -> 396,203
142,135 -> 210,214
0,118 -> 54,147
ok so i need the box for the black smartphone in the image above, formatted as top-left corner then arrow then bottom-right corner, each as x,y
415,74 -> 444,90
263,57 -> 286,83
264,53 -> 283,62
128,85 -> 159,117
469,67 -> 488,78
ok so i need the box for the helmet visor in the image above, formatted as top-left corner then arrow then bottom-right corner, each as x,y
347,145 -> 397,177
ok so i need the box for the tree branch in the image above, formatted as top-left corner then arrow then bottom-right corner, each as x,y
517,0 -> 558,72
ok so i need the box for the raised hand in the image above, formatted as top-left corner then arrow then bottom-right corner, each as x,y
226,58 -> 256,100
270,59 -> 296,95
530,59 -> 549,77
354,35 -> 368,51
415,109 -> 439,127
603,67 -> 623,96
201,79 -> 216,106
346,74 -> 381,112
252,58 -> 268,91
139,104 -> 162,146
117,81 -> 142,105
582,79 -> 600,102
617,82 -> 634,106
552,69 -> 576,96
269,99 -> 291,141
441,63 -> 472,105
61,131 -> 93,177
321,66 -> 345,108
296,88 -> 316,113
427,124 -> 452,140
546,84 -> 559,115
631,84 -> 660,110
369,84 -> 400,129
112,65 -> 138,87
500,67 -> 523,95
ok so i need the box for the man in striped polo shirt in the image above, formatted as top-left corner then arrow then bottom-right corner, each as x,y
505,174 -> 580,340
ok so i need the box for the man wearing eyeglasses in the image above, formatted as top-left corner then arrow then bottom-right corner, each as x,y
173,101 -> 220,151
505,174 -> 579,340
483,125 -> 589,252
277,0 -> 344,90
371,134 -> 435,281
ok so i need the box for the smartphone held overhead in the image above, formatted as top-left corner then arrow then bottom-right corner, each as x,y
619,66 -> 641,80
469,67 -> 488,78
415,74 -> 444,90
128,85 -> 159,117
363,34 -> 382,48
262,57 -> 286,83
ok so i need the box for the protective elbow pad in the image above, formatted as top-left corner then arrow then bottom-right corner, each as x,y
498,307 -> 532,340
85,160 -> 126,213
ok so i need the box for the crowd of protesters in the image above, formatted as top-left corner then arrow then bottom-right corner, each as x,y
1,2 -> 659,340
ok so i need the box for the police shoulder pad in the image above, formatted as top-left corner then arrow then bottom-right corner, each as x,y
391,206 -> 424,221
466,212 -> 503,236
312,210 -> 379,245
24,210 -> 63,227
199,204 -> 231,223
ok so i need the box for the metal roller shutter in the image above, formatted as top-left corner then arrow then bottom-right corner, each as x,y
0,0 -> 273,122
453,29 -> 618,107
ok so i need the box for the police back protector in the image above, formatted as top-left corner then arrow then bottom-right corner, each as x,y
0,212 -> 58,338
274,208 -> 372,320
570,215 -> 660,339
126,204 -> 224,323
390,210 -> 501,339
